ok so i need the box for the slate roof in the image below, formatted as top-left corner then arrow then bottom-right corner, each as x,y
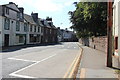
24,14 -> 36,25
38,18 -> 44,27
1,3 -> 20,12
48,22 -> 56,29
40,19 -> 51,28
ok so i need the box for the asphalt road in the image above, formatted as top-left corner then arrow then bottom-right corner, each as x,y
0,42 -> 81,78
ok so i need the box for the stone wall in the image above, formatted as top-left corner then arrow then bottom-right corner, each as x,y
79,36 -> 107,52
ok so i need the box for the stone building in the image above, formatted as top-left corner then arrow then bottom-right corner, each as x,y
40,18 -> 58,43
0,2 -> 26,46
0,2 -> 58,47
24,13 -> 42,44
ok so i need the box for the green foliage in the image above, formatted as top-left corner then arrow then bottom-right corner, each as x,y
69,2 -> 107,38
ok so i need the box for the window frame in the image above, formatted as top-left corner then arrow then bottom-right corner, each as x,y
24,23 -> 27,32
5,8 -> 9,15
16,21 -> 20,31
4,18 -> 10,30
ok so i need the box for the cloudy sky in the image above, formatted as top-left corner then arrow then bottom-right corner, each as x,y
0,0 -> 80,30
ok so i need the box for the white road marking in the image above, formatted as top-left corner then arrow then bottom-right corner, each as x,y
9,54 -> 57,78
9,74 -> 36,78
8,58 -> 38,62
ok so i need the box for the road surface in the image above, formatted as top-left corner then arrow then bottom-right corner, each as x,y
1,42 -> 81,78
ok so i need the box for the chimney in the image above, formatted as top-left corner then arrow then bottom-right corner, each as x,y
9,2 -> 14,4
57,27 -> 60,29
31,13 -> 38,22
18,7 -> 24,13
65,28 -> 68,31
46,17 -> 52,21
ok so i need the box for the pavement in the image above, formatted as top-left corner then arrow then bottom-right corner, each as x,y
77,44 -> 119,79
1,42 -> 82,78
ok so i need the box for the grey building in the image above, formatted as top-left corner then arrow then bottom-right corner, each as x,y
0,2 -> 26,47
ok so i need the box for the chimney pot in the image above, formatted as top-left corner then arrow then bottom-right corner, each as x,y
9,2 -> 14,4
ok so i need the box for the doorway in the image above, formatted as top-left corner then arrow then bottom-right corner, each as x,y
4,34 -> 9,47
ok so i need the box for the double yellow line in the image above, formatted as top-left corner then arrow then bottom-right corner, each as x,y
63,43 -> 83,78
63,50 -> 82,78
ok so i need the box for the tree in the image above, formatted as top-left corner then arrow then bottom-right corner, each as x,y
69,2 -> 107,38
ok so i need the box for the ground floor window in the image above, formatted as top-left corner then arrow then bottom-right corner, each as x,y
16,34 -> 26,44
30,34 -> 40,43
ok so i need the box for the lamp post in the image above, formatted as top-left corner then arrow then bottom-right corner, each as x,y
107,0 -> 113,67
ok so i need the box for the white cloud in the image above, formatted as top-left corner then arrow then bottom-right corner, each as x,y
33,0 -> 64,12
1,0 -> 80,12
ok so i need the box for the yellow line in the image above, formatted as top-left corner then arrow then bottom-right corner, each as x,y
63,54 -> 78,78
68,53 -> 80,78
63,43 -> 83,78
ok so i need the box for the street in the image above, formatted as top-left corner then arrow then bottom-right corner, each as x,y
1,42 -> 81,78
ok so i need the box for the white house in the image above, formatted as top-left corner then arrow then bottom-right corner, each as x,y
113,0 -> 120,67
24,13 -> 42,44
0,2 -> 57,47
0,2 -> 27,47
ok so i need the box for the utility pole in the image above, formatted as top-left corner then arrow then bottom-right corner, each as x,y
107,0 -> 113,67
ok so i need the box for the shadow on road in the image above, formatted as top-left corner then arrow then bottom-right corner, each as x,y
1,43 -> 63,53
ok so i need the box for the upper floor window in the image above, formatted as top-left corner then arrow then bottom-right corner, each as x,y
20,13 -> 23,19
24,23 -> 27,32
38,27 -> 40,32
34,26 -> 36,32
4,18 -> 10,30
50,29 -> 52,34
46,29 -> 48,34
16,21 -> 20,31
5,8 -> 9,15
30,25 -> 32,32
17,12 -> 20,18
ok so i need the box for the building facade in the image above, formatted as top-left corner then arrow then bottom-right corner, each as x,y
40,18 -> 58,43
57,28 -> 78,42
113,0 -> 120,68
24,13 -> 42,44
0,2 -> 26,47
0,2 -> 58,47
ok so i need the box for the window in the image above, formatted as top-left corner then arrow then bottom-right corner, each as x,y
20,13 -> 23,19
4,18 -> 10,30
19,35 -> 24,43
16,21 -> 20,31
17,12 -> 20,18
115,37 -> 118,49
5,8 -> 9,15
41,27 -> 43,33
46,29 -> 48,34
30,25 -> 32,32
38,27 -> 40,32
24,23 -> 27,32
50,29 -> 52,34
34,26 -> 36,32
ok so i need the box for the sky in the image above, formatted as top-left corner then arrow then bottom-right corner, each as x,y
0,0 -> 80,30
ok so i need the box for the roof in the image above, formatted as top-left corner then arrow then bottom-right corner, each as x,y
24,14 -> 36,25
38,18 -> 44,27
1,3 -> 20,12
48,22 -> 56,29
41,19 -> 51,28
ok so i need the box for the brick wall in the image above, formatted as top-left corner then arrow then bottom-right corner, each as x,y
79,36 -> 107,52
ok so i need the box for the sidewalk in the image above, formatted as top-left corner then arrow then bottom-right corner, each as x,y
77,44 -> 119,79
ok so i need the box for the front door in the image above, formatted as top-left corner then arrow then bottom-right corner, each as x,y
4,34 -> 9,47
